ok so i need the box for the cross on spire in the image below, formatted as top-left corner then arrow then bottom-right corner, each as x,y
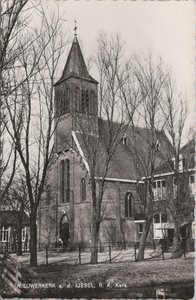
74,20 -> 77,38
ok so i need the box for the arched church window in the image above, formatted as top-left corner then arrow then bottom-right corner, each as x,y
57,99 -> 60,117
122,133 -> 128,145
81,90 -> 85,113
86,90 -> 89,114
66,159 -> 70,203
90,91 -> 94,115
46,185 -> 51,205
76,88 -> 80,112
125,192 -> 133,217
80,178 -> 86,202
56,89 -> 64,117
58,89 -> 65,115
62,91 -> 65,113
60,94 -> 63,114
55,90 -> 60,117
65,88 -> 70,113
60,160 -> 65,203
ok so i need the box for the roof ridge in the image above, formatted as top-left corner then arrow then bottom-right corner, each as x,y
98,117 -> 165,133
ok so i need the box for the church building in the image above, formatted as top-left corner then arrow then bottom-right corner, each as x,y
37,33 -> 174,249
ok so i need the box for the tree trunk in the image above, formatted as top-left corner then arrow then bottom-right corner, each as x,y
185,222 -> 192,252
90,220 -> 100,264
119,218 -> 126,250
171,221 -> 182,259
122,230 -> 126,250
30,212 -> 37,267
137,219 -> 151,261
17,219 -> 23,256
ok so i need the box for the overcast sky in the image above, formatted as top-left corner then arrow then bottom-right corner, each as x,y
45,0 -> 195,137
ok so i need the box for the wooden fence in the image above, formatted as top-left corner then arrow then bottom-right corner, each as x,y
1,252 -> 39,295
2,253 -> 23,294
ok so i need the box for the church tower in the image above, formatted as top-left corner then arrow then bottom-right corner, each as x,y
54,33 -> 99,153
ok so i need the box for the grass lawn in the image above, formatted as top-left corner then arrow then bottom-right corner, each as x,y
1,253 -> 194,298
19,257 -> 194,298
34,257 -> 194,288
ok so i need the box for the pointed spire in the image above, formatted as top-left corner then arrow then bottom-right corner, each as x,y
61,37 -> 89,79
54,24 -> 98,86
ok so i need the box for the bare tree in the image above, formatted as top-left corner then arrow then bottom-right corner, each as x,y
0,143 -> 17,200
3,6 -> 66,266
2,171 -> 30,255
73,33 -> 138,264
0,0 -> 29,201
161,77 -> 193,258
125,54 -> 169,261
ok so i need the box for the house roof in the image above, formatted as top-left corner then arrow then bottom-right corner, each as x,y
154,160 -> 174,175
0,211 -> 30,226
74,118 -> 173,180
54,37 -> 98,86
154,139 -> 195,175
180,139 -> 195,155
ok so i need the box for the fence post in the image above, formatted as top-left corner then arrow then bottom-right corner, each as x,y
161,242 -> 164,260
109,245 -> 112,263
134,243 -> 137,261
79,245 -> 81,264
46,245 -> 48,266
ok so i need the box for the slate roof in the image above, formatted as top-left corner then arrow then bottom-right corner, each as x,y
74,118 -> 173,180
154,139 -> 195,175
54,37 -> 98,86
180,139 -> 195,155
154,160 -> 174,175
0,211 -> 30,226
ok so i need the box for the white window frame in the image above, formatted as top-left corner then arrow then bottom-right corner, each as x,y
153,180 -> 166,201
138,223 -> 143,234
134,221 -> 144,242
22,227 -> 26,242
179,154 -> 183,172
153,213 -> 167,239
1,226 -> 10,242
192,221 -> 195,239
189,175 -> 195,195
138,223 -> 143,240
173,177 -> 177,198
